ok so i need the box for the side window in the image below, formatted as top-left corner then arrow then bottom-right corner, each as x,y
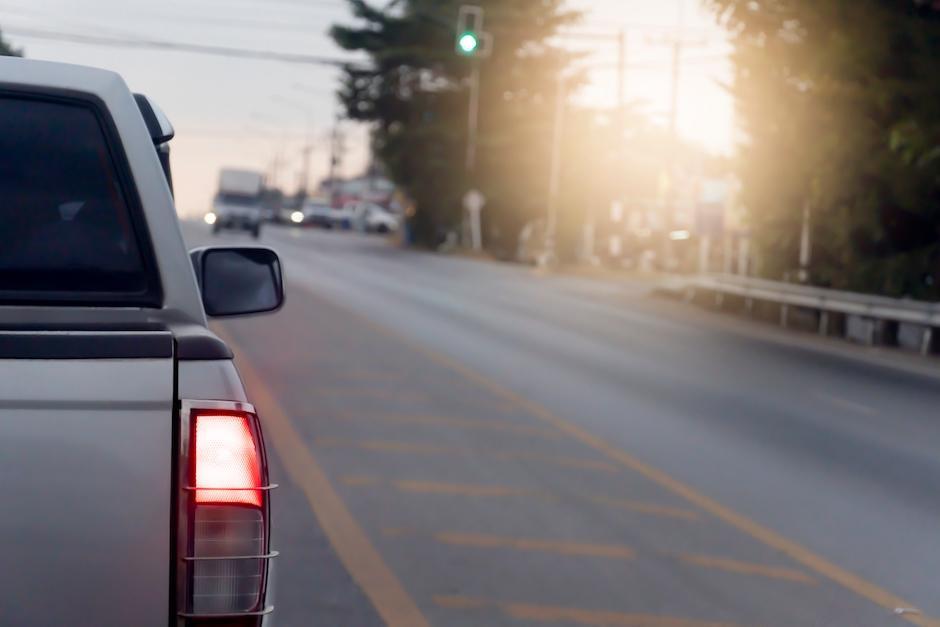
0,96 -> 158,303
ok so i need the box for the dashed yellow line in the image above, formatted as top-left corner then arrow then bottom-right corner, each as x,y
343,475 -> 700,521
316,436 -> 619,473
325,304 -> 936,625
676,553 -> 816,584
395,479 -> 535,497
433,596 -> 742,627
215,327 -> 430,627
384,528 -> 813,583
584,495 -> 700,521
435,532 -> 637,559
339,412 -> 564,439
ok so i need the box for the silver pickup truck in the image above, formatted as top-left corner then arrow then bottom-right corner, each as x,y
0,58 -> 279,625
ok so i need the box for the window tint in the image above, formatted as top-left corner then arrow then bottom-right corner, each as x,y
0,96 -> 156,302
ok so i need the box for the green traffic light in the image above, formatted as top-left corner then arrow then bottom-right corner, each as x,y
458,32 -> 479,54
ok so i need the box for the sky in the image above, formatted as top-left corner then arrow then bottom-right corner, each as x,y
1,0 -> 733,217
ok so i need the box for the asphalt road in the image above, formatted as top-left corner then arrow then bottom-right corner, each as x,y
186,222 -> 940,627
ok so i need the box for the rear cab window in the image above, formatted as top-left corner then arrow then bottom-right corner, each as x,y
0,94 -> 161,305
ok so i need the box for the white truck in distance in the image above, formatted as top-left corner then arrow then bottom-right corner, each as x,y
0,57 -> 279,626
209,168 -> 265,238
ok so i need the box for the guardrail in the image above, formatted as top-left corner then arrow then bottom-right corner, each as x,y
662,274 -> 940,356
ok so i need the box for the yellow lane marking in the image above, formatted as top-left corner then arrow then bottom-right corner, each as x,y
342,475 -> 381,486
395,479 -> 535,497
813,391 -> 877,416
676,553 -> 816,584
506,603 -> 739,627
345,475 -> 700,521
339,412 -> 563,439
316,436 -> 619,473
308,386 -> 425,402
384,528 -> 812,583
497,450 -> 618,472
434,595 -> 489,610
214,326 -> 430,627
433,596 -> 742,627
435,532 -> 636,559
584,495 -> 701,521
323,305 -> 935,625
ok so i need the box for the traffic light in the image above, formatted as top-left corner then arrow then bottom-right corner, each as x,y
456,5 -> 488,57
457,31 -> 480,55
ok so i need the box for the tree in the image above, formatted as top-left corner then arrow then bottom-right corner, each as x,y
331,0 -> 579,248
707,0 -> 940,297
0,27 -> 22,57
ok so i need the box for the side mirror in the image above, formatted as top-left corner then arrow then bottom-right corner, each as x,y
190,246 -> 284,317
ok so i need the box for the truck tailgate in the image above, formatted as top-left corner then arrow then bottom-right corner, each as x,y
0,332 -> 174,627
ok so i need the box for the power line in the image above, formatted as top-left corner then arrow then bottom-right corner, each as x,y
5,26 -> 360,67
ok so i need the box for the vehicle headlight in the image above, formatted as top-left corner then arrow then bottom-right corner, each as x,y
204,213 -> 217,225
290,211 -> 304,224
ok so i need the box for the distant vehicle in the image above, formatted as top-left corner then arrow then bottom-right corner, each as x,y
300,201 -> 354,229
0,57 -> 279,626
301,201 -> 334,227
349,201 -> 401,234
207,168 -> 265,238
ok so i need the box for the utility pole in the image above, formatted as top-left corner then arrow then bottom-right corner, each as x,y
648,1 -> 707,268
617,29 -> 626,134
299,142 -> 313,200
543,74 -> 568,267
328,113 -> 343,207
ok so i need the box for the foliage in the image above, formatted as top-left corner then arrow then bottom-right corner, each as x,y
0,27 -> 21,57
707,0 -> 940,297
331,0 -> 580,248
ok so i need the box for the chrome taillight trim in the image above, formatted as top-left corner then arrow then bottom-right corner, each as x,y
179,606 -> 275,619
182,551 -> 279,562
177,399 -> 273,624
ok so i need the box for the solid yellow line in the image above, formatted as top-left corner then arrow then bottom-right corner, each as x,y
433,596 -> 741,627
435,532 -> 636,559
676,553 -> 816,585
323,305 -> 935,625
214,326 -> 430,627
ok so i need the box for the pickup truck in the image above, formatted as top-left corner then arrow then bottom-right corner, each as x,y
0,58 -> 279,625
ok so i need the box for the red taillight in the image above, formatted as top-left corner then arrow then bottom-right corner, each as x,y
194,414 -> 262,507
179,402 -> 275,624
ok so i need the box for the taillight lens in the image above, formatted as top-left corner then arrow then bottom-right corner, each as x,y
195,414 -> 262,507
181,404 -> 273,624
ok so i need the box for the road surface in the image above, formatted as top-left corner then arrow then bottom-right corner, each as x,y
186,222 -> 940,627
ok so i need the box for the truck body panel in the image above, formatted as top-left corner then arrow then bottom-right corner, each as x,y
0,346 -> 173,626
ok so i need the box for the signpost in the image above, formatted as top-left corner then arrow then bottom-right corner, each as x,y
463,189 -> 486,251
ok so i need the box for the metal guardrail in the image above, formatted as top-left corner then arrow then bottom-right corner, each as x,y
664,274 -> 940,355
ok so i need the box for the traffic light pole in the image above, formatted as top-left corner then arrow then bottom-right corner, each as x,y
465,63 -> 481,172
